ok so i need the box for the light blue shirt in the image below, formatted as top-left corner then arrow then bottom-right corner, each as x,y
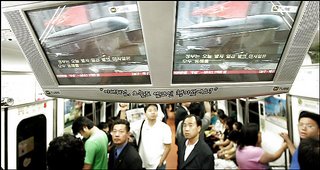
115,142 -> 128,159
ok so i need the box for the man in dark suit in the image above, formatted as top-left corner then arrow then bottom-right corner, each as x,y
177,114 -> 215,170
109,119 -> 143,170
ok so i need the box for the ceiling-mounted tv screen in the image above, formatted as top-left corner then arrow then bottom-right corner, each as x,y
25,1 -> 150,85
173,1 -> 301,83
3,1 -> 318,102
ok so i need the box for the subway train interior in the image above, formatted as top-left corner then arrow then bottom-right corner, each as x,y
1,1 -> 319,169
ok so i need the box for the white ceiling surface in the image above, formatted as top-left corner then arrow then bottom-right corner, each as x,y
1,2 -> 33,72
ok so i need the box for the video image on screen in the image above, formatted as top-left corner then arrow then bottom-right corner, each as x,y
173,1 -> 301,83
26,1 -> 151,85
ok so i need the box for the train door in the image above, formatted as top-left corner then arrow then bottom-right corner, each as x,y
288,64 -> 319,148
259,94 -> 289,168
2,100 -> 55,169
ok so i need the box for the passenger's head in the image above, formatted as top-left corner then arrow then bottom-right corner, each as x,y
238,123 -> 261,149
228,130 -> 241,143
72,116 -> 94,138
225,117 -> 236,131
97,122 -> 109,133
47,134 -> 85,170
111,119 -> 130,146
144,104 -> 158,121
298,138 -> 320,170
233,122 -> 243,131
217,109 -> 227,124
182,114 -> 202,140
298,111 -> 320,140
189,102 -> 202,117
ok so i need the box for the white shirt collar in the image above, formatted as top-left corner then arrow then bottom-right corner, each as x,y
184,139 -> 199,161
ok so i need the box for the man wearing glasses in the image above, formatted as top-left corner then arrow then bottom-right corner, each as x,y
280,111 -> 320,169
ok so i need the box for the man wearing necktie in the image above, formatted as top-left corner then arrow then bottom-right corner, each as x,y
109,119 -> 143,170
114,150 -> 118,160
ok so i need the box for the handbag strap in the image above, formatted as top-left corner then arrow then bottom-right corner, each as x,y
137,119 -> 145,149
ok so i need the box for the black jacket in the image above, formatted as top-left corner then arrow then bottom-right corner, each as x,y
109,142 -> 143,170
177,138 -> 215,170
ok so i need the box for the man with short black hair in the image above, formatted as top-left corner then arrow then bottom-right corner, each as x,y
177,114 -> 215,169
130,104 -> 172,169
109,119 -> 143,169
72,116 -> 108,170
47,134 -> 85,170
280,111 -> 320,169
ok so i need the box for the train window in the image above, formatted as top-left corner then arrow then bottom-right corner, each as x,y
63,99 -> 83,133
173,1 -> 301,83
25,1 -> 150,85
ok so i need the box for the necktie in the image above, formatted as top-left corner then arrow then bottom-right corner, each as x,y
115,150 -> 118,159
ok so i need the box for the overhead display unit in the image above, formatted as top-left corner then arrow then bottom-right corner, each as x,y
173,1 -> 300,83
2,1 -> 319,102
22,1 -> 150,85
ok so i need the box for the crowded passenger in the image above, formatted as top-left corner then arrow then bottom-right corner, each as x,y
176,101 -> 211,143
177,114 -> 215,169
47,134 -> 85,170
98,118 -> 115,152
280,111 -> 320,169
130,104 -> 172,169
213,117 -> 236,152
72,116 -> 109,170
109,119 -> 143,169
236,123 -> 287,169
205,109 -> 228,153
216,121 -> 242,160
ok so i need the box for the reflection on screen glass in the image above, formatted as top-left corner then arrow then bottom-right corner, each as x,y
26,1 -> 150,85
173,1 -> 301,83
307,31 -> 319,64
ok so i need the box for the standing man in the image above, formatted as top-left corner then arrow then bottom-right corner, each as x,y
280,111 -> 319,169
131,104 -> 172,169
109,119 -> 143,169
72,116 -> 108,170
177,114 -> 215,169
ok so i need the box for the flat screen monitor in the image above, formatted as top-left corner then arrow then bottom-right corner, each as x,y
25,1 -> 149,85
2,1 -> 319,103
174,1 -> 299,83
